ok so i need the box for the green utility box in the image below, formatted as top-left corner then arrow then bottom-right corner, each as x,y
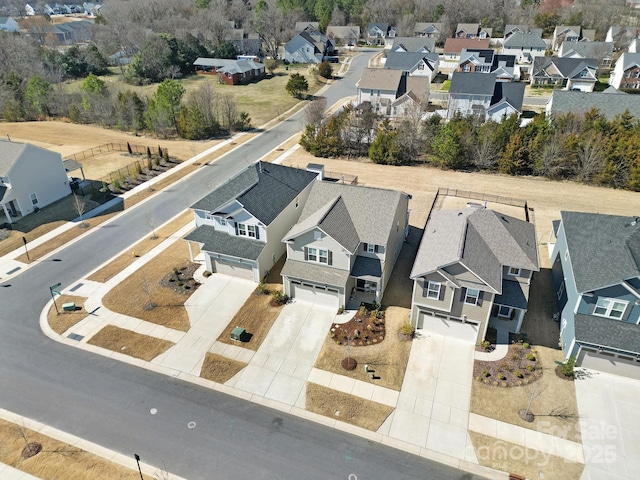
62,302 -> 76,311
231,326 -> 246,341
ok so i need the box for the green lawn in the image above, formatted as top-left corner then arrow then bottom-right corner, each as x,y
441,80 -> 451,91
64,64 -> 322,127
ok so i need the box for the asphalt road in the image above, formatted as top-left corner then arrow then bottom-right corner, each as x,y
0,51 -> 487,480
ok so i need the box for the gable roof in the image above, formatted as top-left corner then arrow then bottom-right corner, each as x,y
457,23 -> 479,35
490,81 -> 525,113
406,76 -> 430,103
449,72 -> 497,96
459,48 -> 494,65
391,36 -> 436,52
295,21 -> 319,32
504,25 -> 543,37
503,32 -> 546,49
414,22 -> 443,35
368,22 -> 389,35
326,25 -> 360,39
358,68 -> 404,92
0,140 -> 62,176
560,211 -> 640,293
411,208 -> 539,292
384,51 -> 437,72
559,41 -> 613,59
532,56 -> 597,79
183,225 -> 265,260
190,162 -> 317,225
443,38 -> 490,54
548,90 -> 640,120
287,181 -> 408,247
554,25 -> 581,37
618,52 -> 640,71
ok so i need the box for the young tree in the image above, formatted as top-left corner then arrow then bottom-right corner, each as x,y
317,61 -> 333,79
72,193 -> 88,228
369,121 -> 404,165
264,58 -> 279,75
431,123 -> 462,169
211,41 -> 238,59
25,75 -> 52,117
286,73 -> 309,99
146,79 -> 185,136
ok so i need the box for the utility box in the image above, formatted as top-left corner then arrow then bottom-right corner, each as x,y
62,302 -> 76,311
231,326 -> 246,341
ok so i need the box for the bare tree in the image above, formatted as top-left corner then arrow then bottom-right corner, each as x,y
141,275 -> 156,311
146,213 -> 158,239
304,97 -> 327,126
72,193 -> 88,228
473,133 -> 499,170
575,132 -> 605,182
220,94 -> 238,132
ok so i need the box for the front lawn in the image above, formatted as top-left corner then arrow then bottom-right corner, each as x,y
87,325 -> 174,361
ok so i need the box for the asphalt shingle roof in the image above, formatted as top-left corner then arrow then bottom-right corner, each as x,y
560,211 -> 640,293
532,57 -> 596,79
490,81 -> 525,112
391,37 -> 436,53
0,140 -> 27,175
351,256 -> 382,279
184,225 -> 265,260
443,38 -> 490,54
559,41 -> 613,59
503,32 -> 546,49
384,52 -> 436,72
547,90 -> 640,120
449,72 -> 497,96
281,258 -> 350,286
495,280 -> 530,310
358,68 -> 404,92
575,314 -> 640,354
190,163 -> 317,225
619,52 -> 640,71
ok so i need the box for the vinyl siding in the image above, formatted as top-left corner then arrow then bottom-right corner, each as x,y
412,274 -> 453,311
286,228 -> 350,271
578,285 -> 640,324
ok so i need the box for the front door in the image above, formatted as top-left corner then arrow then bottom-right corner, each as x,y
8,201 -> 17,216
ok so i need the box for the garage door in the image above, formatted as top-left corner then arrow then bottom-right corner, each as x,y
578,349 -> 640,380
291,282 -> 339,309
417,311 -> 478,343
213,257 -> 254,281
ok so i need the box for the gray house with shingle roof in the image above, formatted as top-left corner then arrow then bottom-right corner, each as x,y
281,178 -> 410,309
550,212 -> 640,379
384,51 -> 439,82
410,207 -> 539,343
546,89 -> 640,120
530,57 -> 598,91
284,29 -> 334,64
184,162 -> 318,281
502,32 -> 547,65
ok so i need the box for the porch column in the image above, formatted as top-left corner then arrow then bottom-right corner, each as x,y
1,204 -> 12,224
187,241 -> 194,261
515,309 -> 526,333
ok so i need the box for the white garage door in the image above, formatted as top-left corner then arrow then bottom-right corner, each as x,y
578,349 -> 640,380
417,311 -> 478,343
213,257 -> 254,281
291,282 -> 339,309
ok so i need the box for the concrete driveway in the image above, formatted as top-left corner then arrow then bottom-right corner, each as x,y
576,370 -> 640,480
229,299 -> 337,406
378,332 -> 478,462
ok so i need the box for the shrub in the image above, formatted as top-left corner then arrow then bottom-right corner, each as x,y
317,61 -> 333,79
337,306 -> 344,315
523,342 -> 530,349
358,305 -> 367,317
271,290 -> 289,305
480,340 -> 491,350
203,270 -> 212,278
498,373 -> 506,380
482,369 -> 490,378
514,370 -> 523,378
256,281 -> 269,295
526,365 -> 535,372
526,353 -> 536,361
399,322 -> 415,337
112,179 -> 121,190
562,357 -> 576,377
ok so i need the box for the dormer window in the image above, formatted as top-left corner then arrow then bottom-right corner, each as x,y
593,298 -> 627,319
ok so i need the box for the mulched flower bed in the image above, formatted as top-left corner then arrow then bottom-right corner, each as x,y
475,327 -> 497,352
554,364 -> 575,381
330,304 -> 386,346
474,343 -> 542,387
160,263 -> 201,294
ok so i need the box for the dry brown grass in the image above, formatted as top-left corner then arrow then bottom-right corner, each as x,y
313,307 -> 412,391
88,210 -> 193,283
306,382 -> 393,431
47,295 -> 88,335
469,431 -> 584,480
0,418 -> 154,480
102,240 -> 194,331
87,325 -> 174,361
200,353 -> 247,384
471,346 -> 581,442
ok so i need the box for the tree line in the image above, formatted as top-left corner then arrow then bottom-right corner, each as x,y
300,104 -> 640,192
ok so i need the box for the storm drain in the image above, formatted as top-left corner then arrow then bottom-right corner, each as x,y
6,267 -> 21,275
67,333 -> 84,341
69,283 -> 84,292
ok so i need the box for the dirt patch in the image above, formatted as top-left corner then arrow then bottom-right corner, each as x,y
0,418 -> 154,480
474,343 -> 542,387
102,240 -> 193,331
330,304 -> 386,347
200,353 -> 247,384
305,382 -> 393,431
469,431 -> 584,480
87,210 -> 193,283
47,294 -> 88,335
314,306 -> 412,391
87,325 -> 174,361
159,262 -> 201,295
471,346 -> 581,442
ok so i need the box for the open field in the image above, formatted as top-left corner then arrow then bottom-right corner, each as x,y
281,154 -> 640,269
0,417 -> 154,480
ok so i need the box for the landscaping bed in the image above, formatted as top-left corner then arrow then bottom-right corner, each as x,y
330,303 -> 385,346
159,262 -> 201,294
473,343 -> 542,387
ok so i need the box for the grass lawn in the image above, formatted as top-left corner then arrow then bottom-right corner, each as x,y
470,431 -> 584,480
313,306 -> 412,391
0,417 -> 154,480
215,255 -> 286,351
88,210 -> 193,283
471,346 -> 581,442
200,353 -> 247,384
87,325 -> 174,361
441,79 -> 451,91
47,295 -> 88,335
305,382 -> 393,431
102,240 -> 194,331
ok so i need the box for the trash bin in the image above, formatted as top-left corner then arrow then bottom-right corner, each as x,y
231,326 -> 246,341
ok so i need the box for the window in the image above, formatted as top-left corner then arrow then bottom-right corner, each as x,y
593,298 -> 628,319
508,267 -> 521,276
220,218 -> 227,226
29,193 -> 38,205
307,247 -> 329,264
237,223 -> 257,238
579,70 -> 588,78
462,64 -> 471,72
557,282 -> 565,300
426,281 -> 441,299
367,243 -> 375,253
498,306 -> 512,318
314,230 -> 322,240
464,288 -> 480,305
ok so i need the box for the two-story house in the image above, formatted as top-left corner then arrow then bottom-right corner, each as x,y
552,25 -> 595,51
384,51 -> 439,82
357,68 -> 405,106
367,22 -> 396,47
559,41 -> 614,69
281,174 -> 410,310
546,89 -> 640,121
183,162 -> 318,281
503,25 -> 543,40
605,25 -> 639,50
0,139 -> 71,224
414,22 -> 444,39
457,49 -> 517,81
284,28 -> 335,64
609,52 -> 640,90
410,207 -> 539,343
391,36 -> 436,54
0,16 -> 19,32
530,57 -> 598,92
447,71 -> 495,118
502,32 -> 547,71
326,25 -> 360,47
549,212 -> 640,379
441,38 -> 490,70
456,23 -> 491,39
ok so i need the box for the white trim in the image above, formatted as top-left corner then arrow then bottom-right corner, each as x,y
508,266 -> 521,276
464,288 -> 480,305
593,297 -> 628,319
498,305 -> 512,318
426,281 -> 441,299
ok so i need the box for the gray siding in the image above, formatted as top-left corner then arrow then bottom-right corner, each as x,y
285,229 -> 350,271
578,285 -> 640,324
412,274 -> 453,311
502,266 -> 532,284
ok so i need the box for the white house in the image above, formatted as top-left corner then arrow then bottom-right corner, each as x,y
357,68 -> 404,106
0,16 -> 19,32
0,140 -> 71,224
609,52 -> 640,90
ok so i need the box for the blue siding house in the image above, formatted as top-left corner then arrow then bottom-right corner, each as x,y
549,211 -> 640,378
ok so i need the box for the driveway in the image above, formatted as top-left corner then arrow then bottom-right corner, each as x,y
576,370 -> 640,480
228,300 -> 338,406
378,332 -> 478,462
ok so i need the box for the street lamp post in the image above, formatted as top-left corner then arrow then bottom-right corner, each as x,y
134,453 -> 144,480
